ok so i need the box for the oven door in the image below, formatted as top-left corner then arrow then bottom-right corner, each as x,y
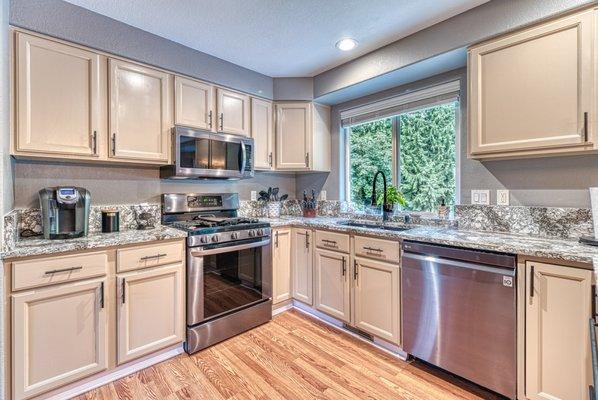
187,237 -> 272,326
174,126 -> 254,179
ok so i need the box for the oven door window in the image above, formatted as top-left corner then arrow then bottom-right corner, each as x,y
179,135 -> 209,169
203,243 -> 264,319
210,140 -> 242,172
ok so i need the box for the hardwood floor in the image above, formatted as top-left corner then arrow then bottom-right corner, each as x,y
74,309 -> 503,400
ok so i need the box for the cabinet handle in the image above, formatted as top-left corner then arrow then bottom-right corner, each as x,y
305,231 -> 309,249
353,259 -> 358,281
275,231 -> 279,248
111,133 -> 116,156
140,253 -> 167,261
584,112 -> 589,142
342,257 -> 346,276
593,285 -> 597,318
219,113 -> 224,131
208,110 -> 213,129
100,281 -> 105,309
268,152 -> 273,167
44,266 -> 82,275
305,153 -> 309,166
91,130 -> 97,154
530,265 -> 535,298
121,278 -> 126,304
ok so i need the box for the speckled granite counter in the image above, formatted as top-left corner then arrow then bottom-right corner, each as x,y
264,217 -> 598,265
1,225 -> 188,260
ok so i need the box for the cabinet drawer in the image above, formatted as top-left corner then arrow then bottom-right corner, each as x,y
353,236 -> 400,263
117,240 -> 184,272
316,230 -> 350,253
12,251 -> 108,291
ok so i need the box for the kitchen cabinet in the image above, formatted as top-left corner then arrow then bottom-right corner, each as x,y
275,102 -> 331,171
314,248 -> 350,322
109,58 -> 172,163
291,228 -> 313,305
272,228 -> 292,304
353,256 -> 400,344
12,278 -> 108,400
251,97 -> 274,170
117,263 -> 184,364
216,88 -> 250,136
13,32 -> 106,159
525,261 -> 592,400
468,10 -> 595,159
174,76 -> 214,130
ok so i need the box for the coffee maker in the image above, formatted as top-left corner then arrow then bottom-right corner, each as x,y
39,187 -> 91,239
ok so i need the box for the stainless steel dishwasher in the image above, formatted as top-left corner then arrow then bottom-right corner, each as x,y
401,241 -> 517,399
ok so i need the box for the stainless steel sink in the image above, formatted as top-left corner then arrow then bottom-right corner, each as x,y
336,220 -> 412,232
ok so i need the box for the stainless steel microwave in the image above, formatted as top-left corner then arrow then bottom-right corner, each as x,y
161,126 -> 254,179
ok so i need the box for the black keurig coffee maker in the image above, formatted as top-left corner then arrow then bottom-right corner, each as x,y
39,187 -> 91,239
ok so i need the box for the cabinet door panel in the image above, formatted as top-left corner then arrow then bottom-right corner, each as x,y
117,264 -> 184,364
272,228 -> 292,304
15,33 -> 103,157
217,88 -> 250,136
314,248 -> 350,322
525,262 -> 591,400
292,228 -> 313,305
276,103 -> 311,170
251,98 -> 274,170
175,76 -> 214,130
109,59 -> 171,162
12,279 -> 108,400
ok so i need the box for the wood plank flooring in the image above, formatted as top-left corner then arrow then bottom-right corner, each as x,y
74,310 -> 503,400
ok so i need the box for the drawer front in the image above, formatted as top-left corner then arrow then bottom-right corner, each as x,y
12,251 -> 108,291
316,230 -> 350,253
353,235 -> 400,263
117,240 -> 184,273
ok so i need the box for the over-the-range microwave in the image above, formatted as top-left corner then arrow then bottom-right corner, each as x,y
161,126 -> 254,180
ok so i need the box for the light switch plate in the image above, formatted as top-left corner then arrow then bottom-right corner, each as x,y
320,190 -> 327,201
497,190 -> 509,206
471,190 -> 490,205
250,190 -> 257,201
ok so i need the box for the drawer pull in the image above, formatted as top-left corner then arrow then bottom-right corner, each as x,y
322,239 -> 338,247
44,266 -> 83,275
140,253 -> 167,261
363,246 -> 383,253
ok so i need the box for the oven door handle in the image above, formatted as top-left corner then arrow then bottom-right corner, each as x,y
190,238 -> 271,257
240,141 -> 247,175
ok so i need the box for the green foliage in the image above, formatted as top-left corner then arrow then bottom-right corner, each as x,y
376,185 -> 407,208
348,103 -> 457,212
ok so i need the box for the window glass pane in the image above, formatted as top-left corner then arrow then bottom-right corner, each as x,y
348,118 -> 393,209
399,102 -> 457,212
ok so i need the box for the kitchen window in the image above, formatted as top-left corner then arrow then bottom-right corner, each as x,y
343,81 -> 460,212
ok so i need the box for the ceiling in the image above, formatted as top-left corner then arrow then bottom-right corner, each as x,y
64,0 -> 488,77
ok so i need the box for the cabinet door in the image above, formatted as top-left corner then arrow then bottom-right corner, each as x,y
272,228 -> 292,304
314,248 -> 350,322
292,228 -> 313,305
525,262 -> 592,400
15,33 -> 104,158
275,103 -> 311,170
174,76 -> 214,130
117,264 -> 184,364
353,257 -> 400,344
109,59 -> 172,162
216,88 -> 250,136
469,11 -> 594,156
12,279 -> 108,400
251,98 -> 274,170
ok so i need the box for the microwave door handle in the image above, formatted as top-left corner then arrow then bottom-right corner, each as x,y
191,238 -> 270,257
240,141 -> 247,176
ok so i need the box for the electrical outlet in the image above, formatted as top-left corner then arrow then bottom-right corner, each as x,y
250,190 -> 257,201
320,190 -> 327,201
471,190 -> 490,205
497,190 -> 509,206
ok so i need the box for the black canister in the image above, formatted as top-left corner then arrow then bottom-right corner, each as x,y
101,210 -> 119,233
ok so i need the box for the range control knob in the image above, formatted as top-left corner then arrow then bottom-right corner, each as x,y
248,230 -> 256,237
230,232 -> 239,240
256,229 -> 264,236
211,235 -> 220,243
200,236 -> 209,244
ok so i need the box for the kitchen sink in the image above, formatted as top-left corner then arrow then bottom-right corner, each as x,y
336,220 -> 412,232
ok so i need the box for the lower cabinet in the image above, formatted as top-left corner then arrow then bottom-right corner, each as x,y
272,228 -> 292,304
11,278 -> 108,400
314,248 -> 351,322
353,256 -> 400,344
292,228 -> 313,305
525,261 -> 592,400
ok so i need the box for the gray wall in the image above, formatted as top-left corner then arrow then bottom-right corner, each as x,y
273,78 -> 314,101
9,0 -> 273,98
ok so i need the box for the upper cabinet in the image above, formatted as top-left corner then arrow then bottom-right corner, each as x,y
251,97 -> 274,170
13,32 -> 106,159
109,59 -> 172,163
468,10 -> 595,159
174,76 -> 214,131
216,88 -> 250,136
275,102 -> 331,171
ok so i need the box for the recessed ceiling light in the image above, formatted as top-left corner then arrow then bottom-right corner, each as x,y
335,38 -> 358,51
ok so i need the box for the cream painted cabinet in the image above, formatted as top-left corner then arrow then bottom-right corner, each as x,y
292,228 -> 313,305
216,88 -> 250,136
14,32 -> 105,159
272,228 -> 292,304
353,256 -> 400,344
251,97 -> 274,170
525,262 -> 592,400
314,248 -> 350,322
12,278 -> 108,400
109,59 -> 172,163
174,76 -> 214,130
469,10 -> 595,159
117,264 -> 184,364
275,102 -> 331,171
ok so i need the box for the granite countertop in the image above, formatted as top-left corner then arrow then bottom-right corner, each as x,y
2,225 -> 188,260
264,217 -> 598,265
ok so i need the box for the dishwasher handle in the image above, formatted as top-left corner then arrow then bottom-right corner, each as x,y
402,251 -> 516,277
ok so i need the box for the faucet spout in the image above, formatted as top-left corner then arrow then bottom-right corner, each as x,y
371,171 -> 390,221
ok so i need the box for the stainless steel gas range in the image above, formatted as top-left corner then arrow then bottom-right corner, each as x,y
162,193 -> 272,354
